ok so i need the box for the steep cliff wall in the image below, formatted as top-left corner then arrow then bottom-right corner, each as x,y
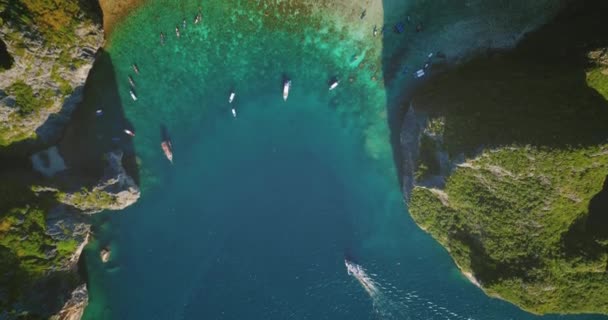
404,0 -> 608,314
0,1 -> 140,318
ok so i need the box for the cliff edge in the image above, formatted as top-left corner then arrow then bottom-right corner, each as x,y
0,1 -> 140,318
403,0 -> 608,314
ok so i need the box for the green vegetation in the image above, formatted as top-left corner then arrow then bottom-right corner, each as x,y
410,146 -> 608,314
408,1 -> 608,314
57,188 -> 118,211
0,175 -> 78,314
586,67 -> 608,101
6,80 -> 50,115
415,134 -> 440,181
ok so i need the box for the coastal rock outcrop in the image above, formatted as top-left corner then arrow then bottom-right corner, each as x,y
58,150 -> 141,214
0,1 -> 139,319
49,284 -> 89,320
402,1 -> 608,314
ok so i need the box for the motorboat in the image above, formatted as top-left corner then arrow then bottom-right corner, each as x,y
329,80 -> 339,91
124,129 -> 135,137
194,12 -> 202,24
161,140 -> 173,163
229,91 -> 235,103
132,64 -> 140,75
415,69 -> 425,78
175,26 -> 180,38
373,25 -> 377,37
129,89 -> 138,101
231,108 -> 237,118
128,75 -> 136,87
182,19 -> 187,29
283,80 -> 291,101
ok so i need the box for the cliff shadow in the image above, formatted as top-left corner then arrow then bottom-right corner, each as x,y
0,38 -> 13,70
58,49 -> 140,188
562,175 -> 608,264
408,0 -> 608,156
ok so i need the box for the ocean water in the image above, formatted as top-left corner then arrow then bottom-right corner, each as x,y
80,1 -> 606,319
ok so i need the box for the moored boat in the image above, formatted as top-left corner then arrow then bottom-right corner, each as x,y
329,80 -> 339,91
132,63 -> 140,74
175,25 -> 180,38
124,129 -> 135,137
231,108 -> 237,118
128,75 -> 136,87
283,80 -> 291,101
161,140 -> 173,163
129,89 -> 137,101
229,91 -> 235,103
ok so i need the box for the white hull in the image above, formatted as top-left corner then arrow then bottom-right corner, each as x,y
329,81 -> 339,91
229,92 -> 235,103
130,90 -> 137,101
231,108 -> 236,117
283,80 -> 291,101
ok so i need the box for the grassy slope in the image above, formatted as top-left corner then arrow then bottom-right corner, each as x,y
408,0 -> 608,315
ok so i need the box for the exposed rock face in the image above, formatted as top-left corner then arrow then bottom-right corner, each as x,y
100,247 -> 111,263
0,6 -> 104,145
58,150 -> 141,213
49,284 -> 89,320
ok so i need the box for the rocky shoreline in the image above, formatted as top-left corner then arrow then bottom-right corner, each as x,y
0,1 -> 142,318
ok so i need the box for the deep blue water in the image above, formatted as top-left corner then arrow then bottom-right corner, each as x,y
81,1 -> 607,319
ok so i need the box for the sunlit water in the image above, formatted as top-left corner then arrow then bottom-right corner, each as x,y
81,1 -> 606,319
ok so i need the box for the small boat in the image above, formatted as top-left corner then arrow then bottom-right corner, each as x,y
182,19 -> 187,29
360,9 -> 366,20
95,109 -> 103,116
283,80 -> 291,101
124,129 -> 135,137
329,80 -> 339,91
128,75 -> 136,87
161,140 -> 173,163
373,25 -> 377,37
415,69 -> 425,78
175,26 -> 180,38
160,32 -> 165,46
129,89 -> 137,101
231,108 -> 237,118
229,91 -> 235,103
194,12 -> 202,24
132,64 -> 140,75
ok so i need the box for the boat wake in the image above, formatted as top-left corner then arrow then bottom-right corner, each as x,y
345,259 -> 474,320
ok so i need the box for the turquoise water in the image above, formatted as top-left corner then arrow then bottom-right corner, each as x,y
81,1 -> 606,319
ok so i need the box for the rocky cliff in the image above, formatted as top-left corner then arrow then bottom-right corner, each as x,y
0,1 -> 140,318
403,0 -> 608,314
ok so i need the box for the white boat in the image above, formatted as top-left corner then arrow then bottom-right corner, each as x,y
124,129 -> 135,137
329,80 -> 339,91
283,80 -> 291,101
231,108 -> 237,118
175,26 -> 180,38
229,91 -> 235,103
415,69 -> 425,78
129,90 -> 137,101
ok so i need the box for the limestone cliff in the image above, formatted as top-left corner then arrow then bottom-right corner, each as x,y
0,0 -> 104,145
0,1 -> 140,318
403,0 -> 608,314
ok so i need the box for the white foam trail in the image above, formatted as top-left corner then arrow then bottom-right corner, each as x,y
345,260 -> 475,320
